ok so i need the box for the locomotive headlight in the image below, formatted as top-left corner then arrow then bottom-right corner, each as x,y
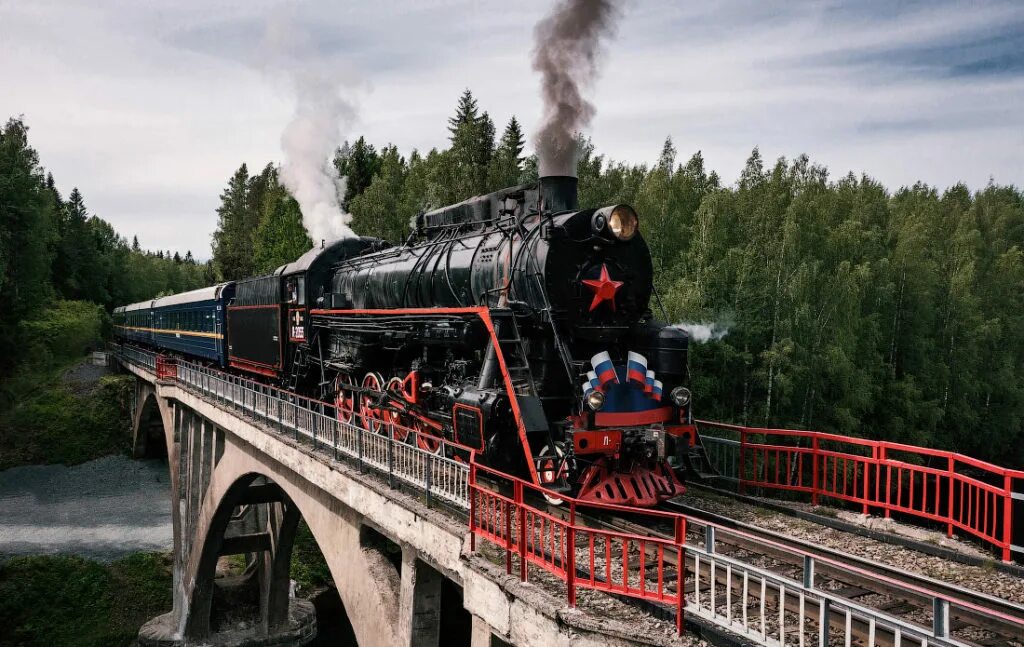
593,204 -> 639,241
585,390 -> 606,411
670,386 -> 692,407
591,212 -> 608,235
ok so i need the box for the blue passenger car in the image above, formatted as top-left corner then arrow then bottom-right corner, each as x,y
149,284 -> 235,365
114,283 -> 235,366
113,300 -> 155,346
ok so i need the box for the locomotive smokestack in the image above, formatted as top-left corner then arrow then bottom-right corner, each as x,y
539,174 -> 578,213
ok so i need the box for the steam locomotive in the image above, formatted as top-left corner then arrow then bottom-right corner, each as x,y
114,173 -> 697,506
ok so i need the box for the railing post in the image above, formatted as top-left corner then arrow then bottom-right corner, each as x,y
802,555 -> 815,588
1003,473 -> 1013,562
516,480 -> 527,582
504,488 -> 513,574
811,435 -> 820,506
933,597 -> 949,639
357,424 -> 364,473
468,460 -> 477,552
738,430 -> 746,495
863,446 -> 874,515
387,423 -> 395,489
675,516 -> 686,635
947,457 -> 956,538
705,525 -> 716,554
879,444 -> 890,520
425,453 -> 433,508
566,501 -> 576,608
333,420 -> 338,461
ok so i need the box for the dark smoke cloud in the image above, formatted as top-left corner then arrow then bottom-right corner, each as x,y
532,0 -> 620,177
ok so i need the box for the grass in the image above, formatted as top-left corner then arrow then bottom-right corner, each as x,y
0,552 -> 172,647
0,371 -> 133,471
290,520 -> 332,594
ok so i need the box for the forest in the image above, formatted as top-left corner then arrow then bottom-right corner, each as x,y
3,88 -> 1023,465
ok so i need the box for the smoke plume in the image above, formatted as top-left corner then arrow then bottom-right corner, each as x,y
672,322 -> 731,344
532,0 -> 620,177
266,14 -> 359,243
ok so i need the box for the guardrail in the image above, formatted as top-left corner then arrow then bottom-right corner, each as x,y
116,345 -> 472,509
687,520 -> 990,647
698,420 -> 1024,561
470,460 -> 690,634
469,461 -> 996,645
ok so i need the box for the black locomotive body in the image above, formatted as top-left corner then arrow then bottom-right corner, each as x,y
295,174 -> 696,505
116,173 -> 697,506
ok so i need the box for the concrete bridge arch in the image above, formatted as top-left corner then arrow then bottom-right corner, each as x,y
131,382 -> 171,460
133,391 -> 456,647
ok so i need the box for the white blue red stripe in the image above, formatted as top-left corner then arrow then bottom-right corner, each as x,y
644,369 -> 656,395
586,370 -> 602,392
626,351 -> 648,386
651,379 -> 663,401
590,351 -> 619,385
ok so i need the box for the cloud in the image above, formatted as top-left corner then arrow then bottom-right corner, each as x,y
1,0 -> 1021,257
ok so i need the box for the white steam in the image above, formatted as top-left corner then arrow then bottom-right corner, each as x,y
265,12 -> 361,243
672,322 -> 730,343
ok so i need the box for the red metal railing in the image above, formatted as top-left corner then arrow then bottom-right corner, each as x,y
155,355 -> 178,380
698,420 -> 1024,561
469,459 -> 689,633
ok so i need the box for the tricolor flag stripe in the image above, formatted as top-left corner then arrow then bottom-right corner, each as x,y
644,370 -> 656,394
587,370 -> 602,391
591,351 -> 619,385
626,351 -> 648,385
652,379 -> 664,401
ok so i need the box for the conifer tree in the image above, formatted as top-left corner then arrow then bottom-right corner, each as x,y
211,164 -> 254,280
334,137 -> 380,208
253,167 -> 313,273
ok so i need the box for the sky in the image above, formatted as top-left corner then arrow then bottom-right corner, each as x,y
1,0 -> 1022,258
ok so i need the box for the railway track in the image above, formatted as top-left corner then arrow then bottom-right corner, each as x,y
667,500 -> 1024,641
573,498 -> 1024,646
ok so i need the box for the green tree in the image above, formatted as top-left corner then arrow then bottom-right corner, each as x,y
334,137 -> 380,208
349,145 -> 409,243
487,116 -> 527,190
211,164 -> 255,280
0,118 -> 56,373
253,168 -> 313,273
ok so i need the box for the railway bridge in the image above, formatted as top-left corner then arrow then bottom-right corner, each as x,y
114,345 -> 1024,647
118,346 -> 676,647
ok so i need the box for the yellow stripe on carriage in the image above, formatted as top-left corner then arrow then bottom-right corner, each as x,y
114,325 -> 224,340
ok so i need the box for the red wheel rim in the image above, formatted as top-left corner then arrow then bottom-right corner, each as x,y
413,418 -> 442,454
360,373 -> 384,433
383,377 -> 409,442
334,374 -> 355,424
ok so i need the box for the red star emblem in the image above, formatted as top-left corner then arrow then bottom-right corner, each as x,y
582,264 -> 624,312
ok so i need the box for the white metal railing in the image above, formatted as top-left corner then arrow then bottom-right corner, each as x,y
112,345 -> 469,509
701,434 -> 741,484
117,344 -> 157,372
687,532 -> 970,647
